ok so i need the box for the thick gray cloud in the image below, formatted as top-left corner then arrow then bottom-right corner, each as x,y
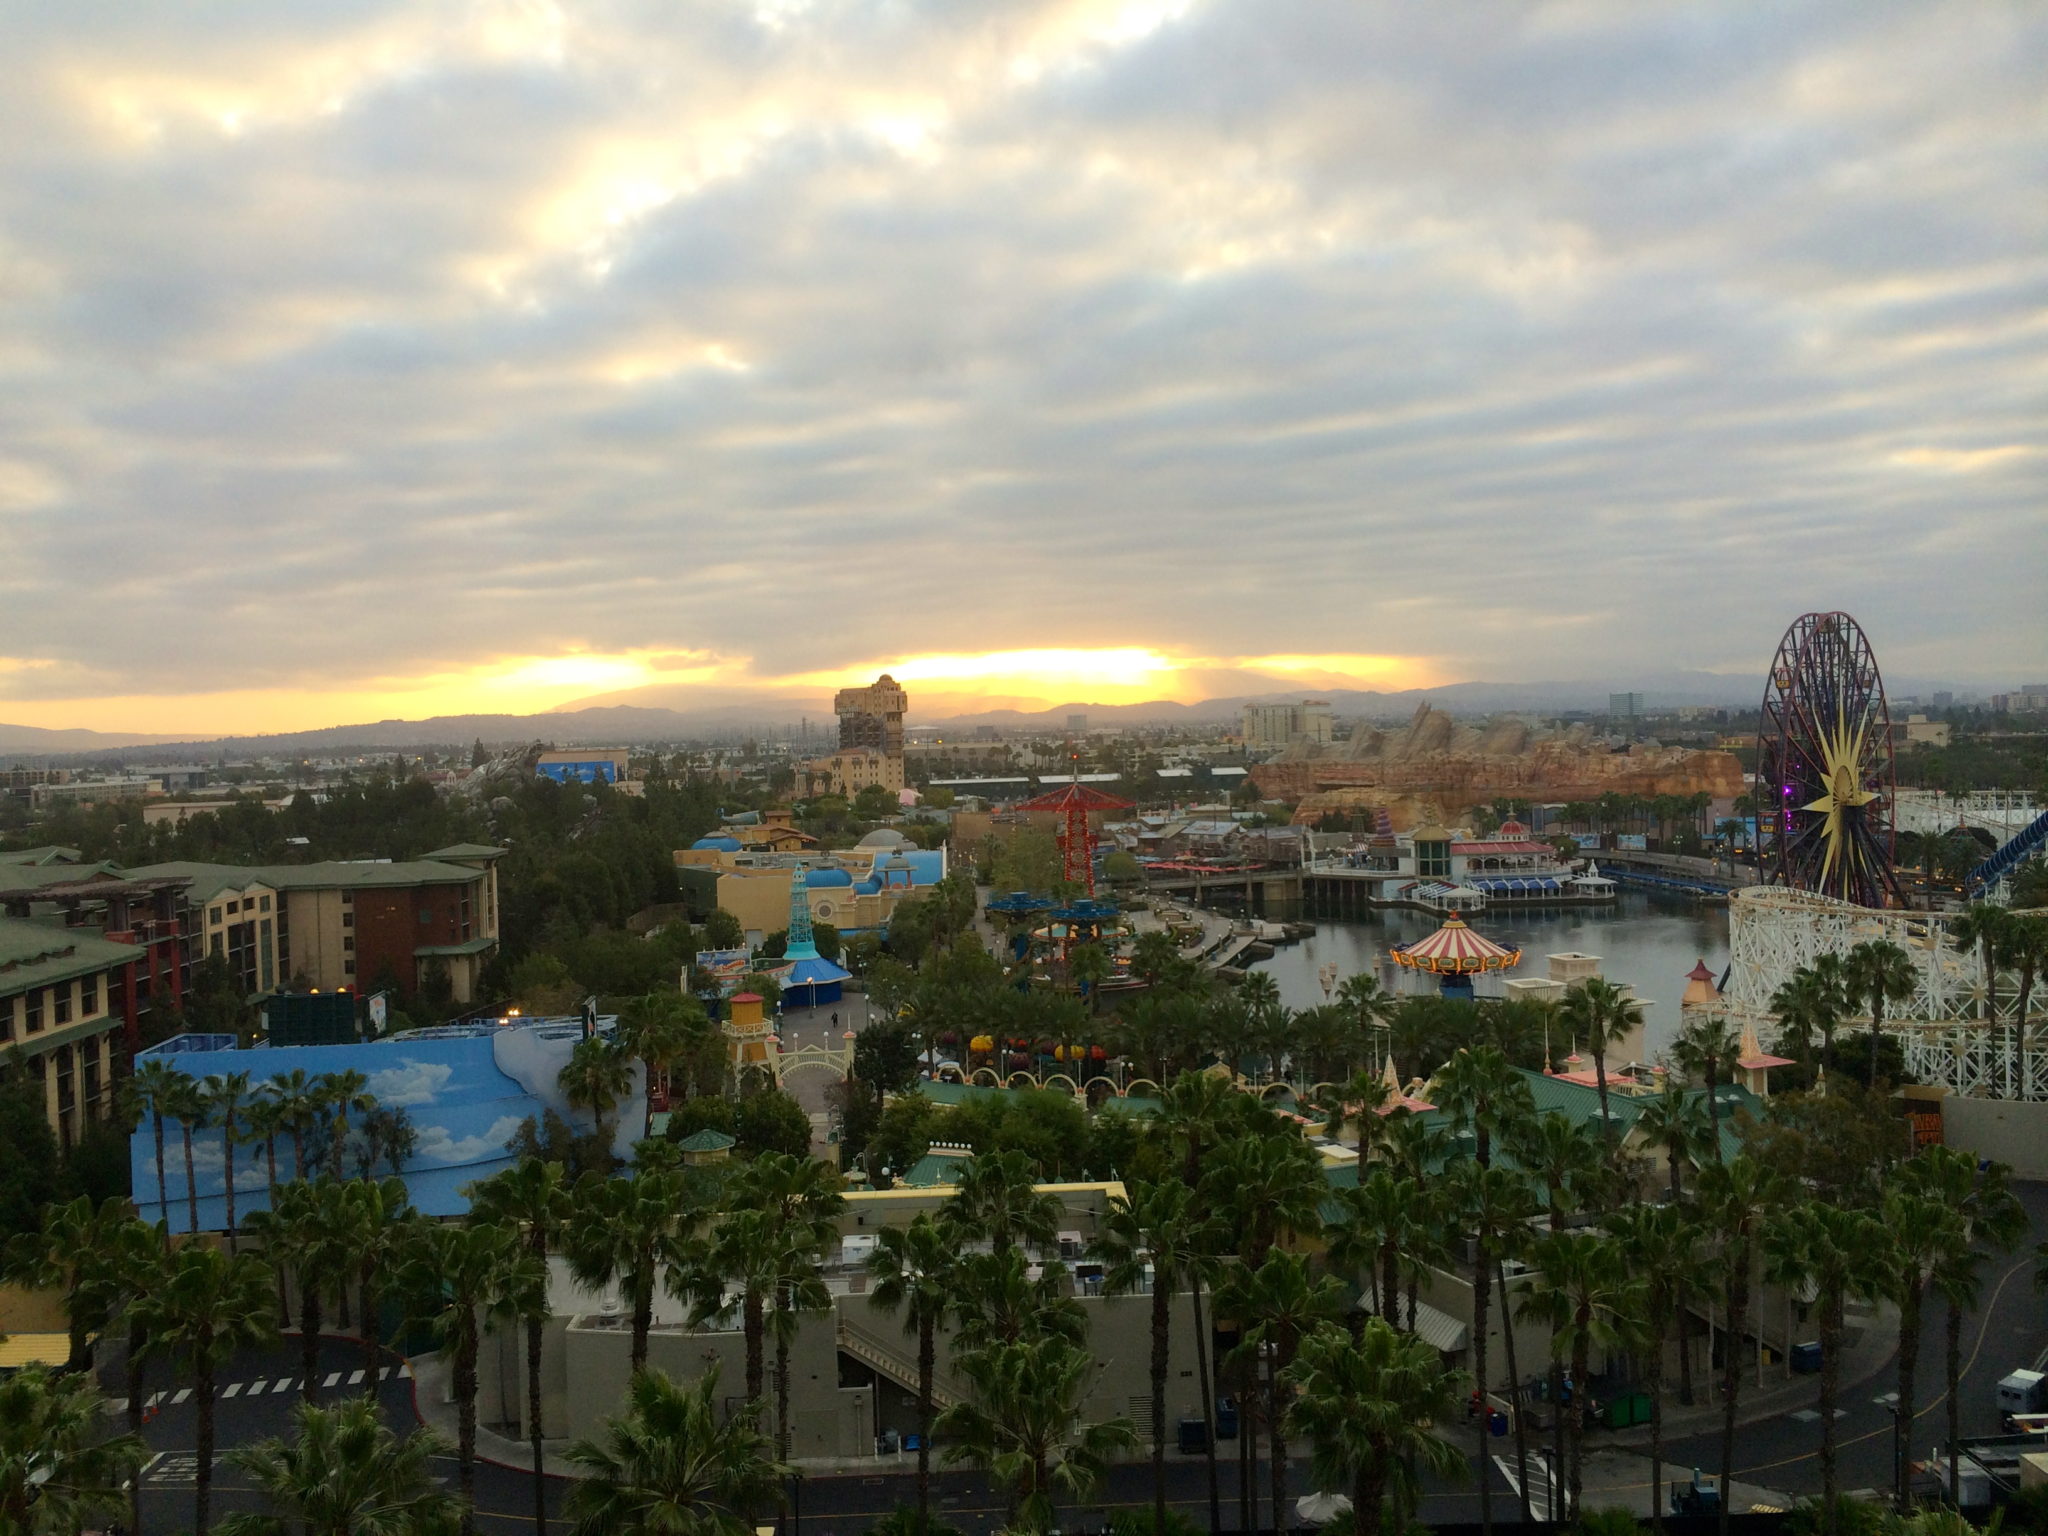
2,0 -> 2043,718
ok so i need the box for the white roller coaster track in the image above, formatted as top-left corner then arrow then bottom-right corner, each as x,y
1724,885 -> 2046,1101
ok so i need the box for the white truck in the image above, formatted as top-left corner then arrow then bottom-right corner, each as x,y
1996,1368 -> 2047,1429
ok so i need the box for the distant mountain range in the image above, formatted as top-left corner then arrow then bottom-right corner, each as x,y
0,668 -> 1988,761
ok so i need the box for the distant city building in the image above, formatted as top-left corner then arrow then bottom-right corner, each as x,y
1608,692 -> 1644,718
834,674 -> 907,756
28,777 -> 156,809
1066,713 -> 1089,733
1932,691 -> 1954,710
1240,699 -> 1333,748
1900,714 -> 1953,748
802,748 -> 904,800
1990,685 -> 2048,714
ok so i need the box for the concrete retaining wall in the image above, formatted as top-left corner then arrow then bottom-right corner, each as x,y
1940,1096 -> 2048,1179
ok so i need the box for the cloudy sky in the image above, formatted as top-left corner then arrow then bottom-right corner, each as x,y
3,1 -> 2043,732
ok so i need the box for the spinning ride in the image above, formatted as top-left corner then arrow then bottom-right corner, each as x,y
1756,612 -> 1902,909
1389,911 -> 1521,997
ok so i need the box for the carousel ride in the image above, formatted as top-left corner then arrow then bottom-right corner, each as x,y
1387,910 -> 1523,997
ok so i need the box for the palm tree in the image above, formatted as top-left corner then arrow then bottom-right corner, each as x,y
563,1366 -> 789,1536
1605,1202 -> 1709,1536
400,1218 -> 541,1536
241,1088 -> 291,1214
269,1067 -> 321,1179
767,1229 -> 831,1467
1698,1155 -> 1784,1536
1769,966 -> 1839,1072
1223,1250 -> 1346,1536
468,1157 -> 572,1536
83,1212 -> 167,1535
937,1333 -> 1138,1534
1877,1184 -> 1956,1512
1443,1160 -> 1540,1536
1320,1068 -> 1393,1168
1633,1079 -> 1711,1203
1762,1202 -> 1888,1530
1155,1070 -> 1239,1530
4,1193 -> 128,1372
1282,1319 -> 1466,1536
1951,902 -> 2012,1027
1068,940 -> 1111,1009
217,1395 -> 460,1536
867,1214 -> 958,1532
135,1244 -> 280,1535
0,1365 -> 146,1536
1844,940 -> 1916,1084
696,1207 -> 782,1411
568,1165 -> 703,1374
246,1178 -> 350,1400
942,1148 -> 1062,1255
163,1068 -> 210,1236
342,1176 -> 415,1392
315,1069 -> 376,1181
1672,1014 -> 1741,1159
1096,1180 -> 1218,1536
1335,971 -> 1396,1074
203,1069 -> 256,1250
619,990 -> 707,1138
1202,1131 -> 1327,1266
1559,978 -> 1642,1142
1519,1229 -> 1640,1522
1510,1112 -> 1608,1231
1328,1171 -> 1430,1326
126,1057 -> 187,1245
948,1246 -> 1087,1358
1905,1146 -> 2026,1506
1429,1044 -> 1535,1169
560,1037 -> 634,1151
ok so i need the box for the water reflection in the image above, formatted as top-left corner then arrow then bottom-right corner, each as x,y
1249,892 -> 1731,1057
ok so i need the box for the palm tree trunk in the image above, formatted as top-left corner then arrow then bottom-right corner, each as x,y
1946,1295 -> 1965,1507
1497,1260 -> 1533,1527
1676,1278 -> 1696,1407
222,1110 -> 239,1251
745,1291 -> 766,1406
1819,1287 -> 1843,1528
1649,1319 -> 1666,1536
263,1134 -> 278,1211
1191,1272 -> 1221,1533
1152,1278 -> 1171,1536
631,1271 -> 652,1375
153,1114 -> 171,1249
528,1314 -> 548,1536
458,1321 -> 480,1536
1895,1276 -> 1922,1509
917,1315 -> 935,1531
125,1316 -> 147,1536
301,1283 -> 323,1403
1473,1236 -> 1493,1536
361,1264 -> 381,1391
194,1359 -> 218,1536
1268,1342 -> 1287,1536
776,1316 -> 794,1465
1868,994 -> 1884,1084
291,1127 -> 305,1181
182,1123 -> 200,1236
1718,1244 -> 1751,1536
1551,1362 -> 1567,1521
1707,1063 -> 1723,1161
1568,1327 -> 1590,1522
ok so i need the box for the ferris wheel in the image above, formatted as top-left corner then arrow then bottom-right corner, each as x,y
1756,611 -> 1902,909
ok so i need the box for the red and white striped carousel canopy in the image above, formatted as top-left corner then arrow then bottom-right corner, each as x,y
1390,911 -> 1523,975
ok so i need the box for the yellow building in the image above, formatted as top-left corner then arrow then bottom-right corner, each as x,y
0,916 -> 143,1145
802,748 -> 904,800
674,839 -> 941,943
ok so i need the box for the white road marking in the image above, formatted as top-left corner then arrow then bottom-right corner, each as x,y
1496,1450 -> 1559,1523
249,1378 -> 268,1394
275,1377 -> 296,1393
221,1382 -> 241,1398
172,1388 -> 192,1405
323,1372 -> 340,1387
147,1391 -> 164,1409
348,1369 -> 365,1385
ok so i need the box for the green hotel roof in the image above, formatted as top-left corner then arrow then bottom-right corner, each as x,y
422,844 -> 506,862
0,847 -> 84,867
0,916 -> 143,996
126,858 -> 496,904
675,1129 -> 737,1152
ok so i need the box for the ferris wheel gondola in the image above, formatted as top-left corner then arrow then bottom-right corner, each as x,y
1755,611 -> 1902,909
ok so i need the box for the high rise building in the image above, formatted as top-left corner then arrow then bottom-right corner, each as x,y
1240,700 -> 1333,749
1609,692 -> 1644,718
835,674 -> 907,755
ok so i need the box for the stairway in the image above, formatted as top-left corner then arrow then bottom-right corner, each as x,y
1967,808 -> 2048,896
836,1314 -> 966,1409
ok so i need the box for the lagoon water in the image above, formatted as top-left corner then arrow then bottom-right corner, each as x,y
1249,892 -> 1731,1059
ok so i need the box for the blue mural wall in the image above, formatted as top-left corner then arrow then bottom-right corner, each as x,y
131,1031 -> 644,1231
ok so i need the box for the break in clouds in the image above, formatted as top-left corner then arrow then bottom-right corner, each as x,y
1,0 -> 2044,713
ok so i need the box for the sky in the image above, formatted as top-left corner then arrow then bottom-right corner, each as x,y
3,1 -> 2044,734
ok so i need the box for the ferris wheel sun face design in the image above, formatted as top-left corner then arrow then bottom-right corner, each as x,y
1756,611 -> 1903,910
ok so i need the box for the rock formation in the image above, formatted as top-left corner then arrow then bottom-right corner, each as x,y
1254,705 -> 1744,826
